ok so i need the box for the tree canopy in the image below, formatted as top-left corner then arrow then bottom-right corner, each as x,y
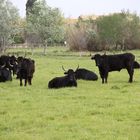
26,0 -> 65,54
0,0 -> 20,52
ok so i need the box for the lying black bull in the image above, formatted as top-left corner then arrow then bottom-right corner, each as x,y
48,66 -> 77,88
91,53 -> 135,83
75,68 -> 98,81
133,61 -> 140,68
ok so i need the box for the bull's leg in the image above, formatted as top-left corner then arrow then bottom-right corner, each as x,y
127,67 -> 134,83
100,73 -> 104,83
73,81 -> 77,87
105,78 -> 108,83
105,72 -> 108,83
101,76 -> 105,83
20,78 -> 23,86
102,78 -> 104,83
28,77 -> 32,85
101,72 -> 108,84
24,79 -> 27,86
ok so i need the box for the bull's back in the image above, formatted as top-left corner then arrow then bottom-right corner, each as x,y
75,69 -> 98,80
107,53 -> 135,71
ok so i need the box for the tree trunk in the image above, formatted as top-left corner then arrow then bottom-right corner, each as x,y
122,39 -> 125,51
31,45 -> 34,56
43,44 -> 47,55
2,37 -> 5,54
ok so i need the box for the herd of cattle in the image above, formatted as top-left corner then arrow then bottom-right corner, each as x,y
48,52 -> 140,88
0,55 -> 35,86
0,52 -> 140,88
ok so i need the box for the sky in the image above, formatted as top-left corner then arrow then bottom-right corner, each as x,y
10,0 -> 140,18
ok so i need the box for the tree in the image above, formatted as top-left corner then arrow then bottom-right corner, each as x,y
26,0 -> 65,54
96,11 -> 140,50
0,0 -> 19,52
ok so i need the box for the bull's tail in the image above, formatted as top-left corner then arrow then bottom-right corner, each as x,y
133,61 -> 140,69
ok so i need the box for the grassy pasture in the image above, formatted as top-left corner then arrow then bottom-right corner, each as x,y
0,47 -> 140,140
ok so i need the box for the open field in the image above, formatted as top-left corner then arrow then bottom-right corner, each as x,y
0,47 -> 140,140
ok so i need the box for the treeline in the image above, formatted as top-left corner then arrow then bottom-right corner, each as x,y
66,11 -> 140,51
0,0 -> 140,53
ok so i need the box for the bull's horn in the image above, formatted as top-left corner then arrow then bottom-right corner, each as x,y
76,64 -> 79,71
62,66 -> 66,72
15,61 -> 18,65
1,63 -> 6,68
8,62 -> 13,67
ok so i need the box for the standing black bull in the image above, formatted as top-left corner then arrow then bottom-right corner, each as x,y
17,57 -> 35,86
48,66 -> 77,88
91,53 -> 135,83
75,68 -> 98,81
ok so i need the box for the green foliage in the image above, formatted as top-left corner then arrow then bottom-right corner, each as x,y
96,11 -> 140,50
13,34 -> 25,44
26,0 -> 65,47
0,47 -> 140,140
0,0 -> 20,51
97,14 -> 122,43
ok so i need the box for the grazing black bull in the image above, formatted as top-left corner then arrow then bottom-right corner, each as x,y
75,68 -> 98,81
91,53 -> 135,83
16,57 -> 35,86
48,66 -> 77,89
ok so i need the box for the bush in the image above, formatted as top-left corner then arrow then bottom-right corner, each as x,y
66,25 -> 87,51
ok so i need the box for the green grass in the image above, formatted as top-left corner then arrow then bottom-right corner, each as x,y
0,47 -> 140,140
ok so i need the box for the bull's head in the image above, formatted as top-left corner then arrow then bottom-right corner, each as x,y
62,66 -> 79,81
91,54 -> 104,66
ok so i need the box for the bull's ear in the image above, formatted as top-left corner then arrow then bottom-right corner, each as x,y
91,55 -> 95,60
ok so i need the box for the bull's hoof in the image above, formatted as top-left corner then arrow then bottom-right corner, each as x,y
129,78 -> 133,83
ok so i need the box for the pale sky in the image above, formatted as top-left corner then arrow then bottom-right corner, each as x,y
10,0 -> 140,18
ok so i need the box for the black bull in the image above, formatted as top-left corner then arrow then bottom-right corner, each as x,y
48,69 -> 77,89
0,66 -> 12,82
91,53 -> 137,83
17,58 -> 35,86
0,55 -> 17,76
75,68 -> 98,81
